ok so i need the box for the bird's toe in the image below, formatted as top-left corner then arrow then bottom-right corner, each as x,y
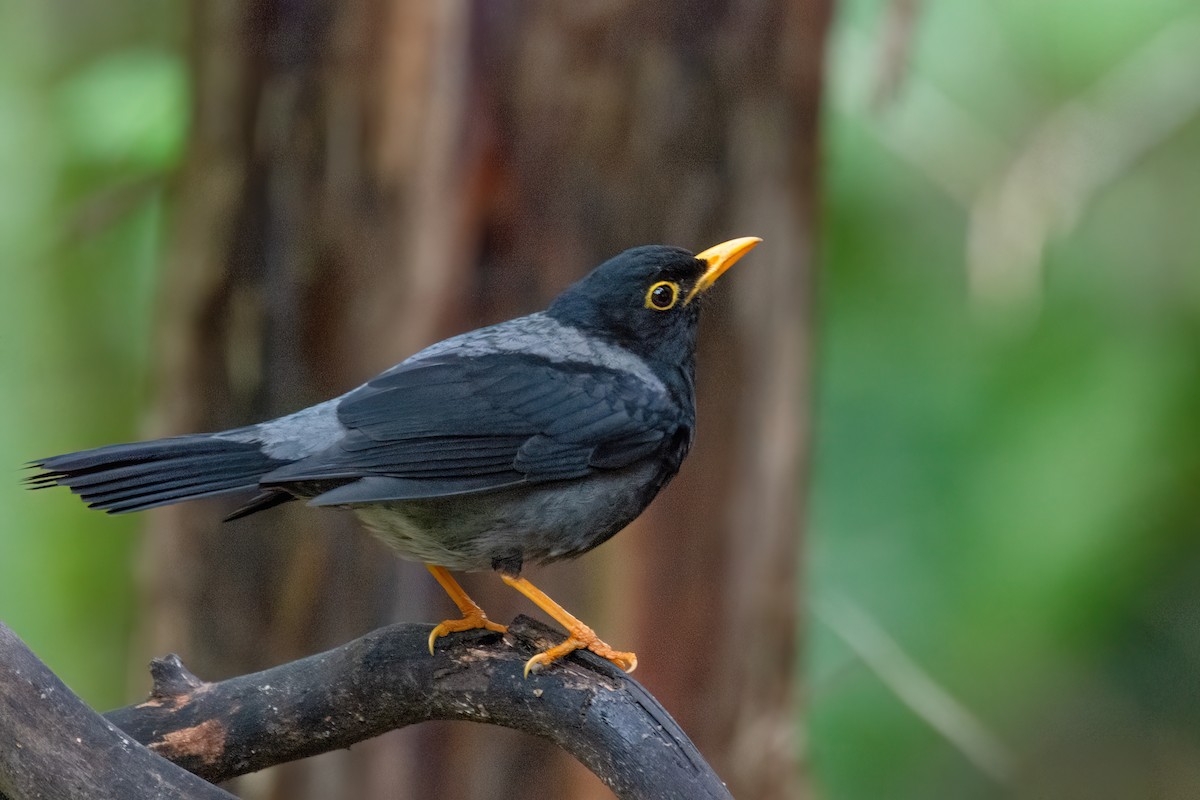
521,631 -> 637,677
428,613 -> 508,655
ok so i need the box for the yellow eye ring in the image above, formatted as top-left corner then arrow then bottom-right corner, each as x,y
645,281 -> 680,311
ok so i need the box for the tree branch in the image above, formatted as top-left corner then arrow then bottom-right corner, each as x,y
0,624 -> 236,800
104,616 -> 732,800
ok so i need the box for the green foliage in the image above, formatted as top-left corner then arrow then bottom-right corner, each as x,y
54,49 -> 187,172
812,1 -> 1200,797
0,7 -> 183,708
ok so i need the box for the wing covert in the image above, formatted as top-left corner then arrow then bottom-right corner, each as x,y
262,352 -> 681,503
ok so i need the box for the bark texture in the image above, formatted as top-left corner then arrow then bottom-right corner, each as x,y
140,2 -> 830,797
0,619 -> 730,800
0,625 -> 236,800
108,617 -> 731,800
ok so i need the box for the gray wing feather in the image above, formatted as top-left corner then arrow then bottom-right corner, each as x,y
261,351 -> 678,504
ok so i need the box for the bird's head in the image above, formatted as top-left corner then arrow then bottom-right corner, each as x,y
547,237 -> 761,366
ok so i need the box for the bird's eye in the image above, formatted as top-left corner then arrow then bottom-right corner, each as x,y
645,281 -> 680,311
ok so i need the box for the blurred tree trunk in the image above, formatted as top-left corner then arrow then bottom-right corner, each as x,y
138,2 -> 829,798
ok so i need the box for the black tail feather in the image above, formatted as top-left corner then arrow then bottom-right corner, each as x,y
27,435 -> 290,515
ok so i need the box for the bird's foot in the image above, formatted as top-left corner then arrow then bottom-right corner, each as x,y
497,574 -> 637,676
523,623 -> 637,677
426,564 -> 507,654
428,612 -> 508,654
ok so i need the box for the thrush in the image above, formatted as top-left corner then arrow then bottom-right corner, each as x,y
27,237 -> 761,675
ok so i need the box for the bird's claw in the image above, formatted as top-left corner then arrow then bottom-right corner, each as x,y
428,613 -> 508,654
522,631 -> 637,677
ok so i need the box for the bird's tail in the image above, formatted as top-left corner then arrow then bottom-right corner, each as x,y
26,433 -> 287,515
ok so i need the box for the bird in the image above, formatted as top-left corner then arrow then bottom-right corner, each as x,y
26,237 -> 761,676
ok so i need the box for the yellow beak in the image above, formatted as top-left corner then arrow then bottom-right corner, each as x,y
683,237 -> 763,305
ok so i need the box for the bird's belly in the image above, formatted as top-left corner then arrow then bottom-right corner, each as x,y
350,460 -> 666,572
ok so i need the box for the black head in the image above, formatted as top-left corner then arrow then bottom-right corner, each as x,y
547,238 -> 760,368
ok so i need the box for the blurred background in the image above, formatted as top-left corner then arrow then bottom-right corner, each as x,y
2,1 -> 1199,799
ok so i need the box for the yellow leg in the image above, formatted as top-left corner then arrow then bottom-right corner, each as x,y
426,565 -> 507,654
500,575 -> 637,676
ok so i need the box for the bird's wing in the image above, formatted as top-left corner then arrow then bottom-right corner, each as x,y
260,352 -> 682,504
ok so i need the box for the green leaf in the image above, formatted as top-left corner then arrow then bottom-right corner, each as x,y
54,49 -> 187,170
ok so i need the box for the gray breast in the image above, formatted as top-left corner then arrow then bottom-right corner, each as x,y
350,459 -> 664,572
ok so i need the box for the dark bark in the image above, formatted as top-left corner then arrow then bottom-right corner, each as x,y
0,624 -> 235,800
1,618 -> 730,799
68,616 -> 721,800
